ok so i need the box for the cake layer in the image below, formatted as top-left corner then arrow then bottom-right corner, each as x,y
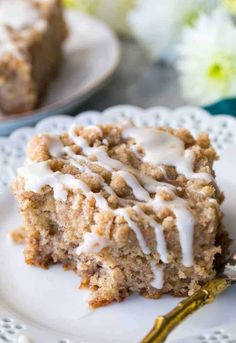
13,123 -> 229,307
0,0 -> 67,114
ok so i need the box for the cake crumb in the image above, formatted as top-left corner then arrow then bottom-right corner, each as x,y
9,226 -> 26,244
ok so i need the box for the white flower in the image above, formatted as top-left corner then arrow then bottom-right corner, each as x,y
221,0 -> 236,14
128,0 -> 216,62
94,0 -> 136,35
63,0 -> 100,12
64,0 -> 136,35
177,8 -> 236,106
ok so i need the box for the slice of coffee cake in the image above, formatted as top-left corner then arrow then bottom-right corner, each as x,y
0,0 -> 67,115
13,123 -> 229,307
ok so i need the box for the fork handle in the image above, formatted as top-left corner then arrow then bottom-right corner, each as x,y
141,278 -> 231,343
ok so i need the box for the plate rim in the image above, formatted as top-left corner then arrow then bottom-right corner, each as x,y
3,103 -> 236,142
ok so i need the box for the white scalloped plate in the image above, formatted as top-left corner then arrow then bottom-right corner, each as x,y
0,106 -> 236,343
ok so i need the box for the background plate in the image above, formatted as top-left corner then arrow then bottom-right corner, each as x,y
0,106 -> 236,343
0,11 -> 120,136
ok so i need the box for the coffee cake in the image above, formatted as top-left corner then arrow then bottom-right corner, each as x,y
0,0 -> 67,115
13,123 -> 229,307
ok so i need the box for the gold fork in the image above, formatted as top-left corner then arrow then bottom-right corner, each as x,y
141,255 -> 236,343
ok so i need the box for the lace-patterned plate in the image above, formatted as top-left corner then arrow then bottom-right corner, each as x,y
0,105 -> 236,343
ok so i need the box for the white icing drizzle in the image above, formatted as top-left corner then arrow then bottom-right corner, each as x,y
0,26 -> 9,42
133,205 -> 168,264
150,261 -> 164,289
64,146 -> 103,180
69,124 -> 173,193
0,0 -> 47,58
69,128 -> 193,265
69,125 -> 120,172
0,26 -> 22,59
64,145 -> 106,171
122,127 -> 212,181
64,146 -> 123,202
159,166 -> 168,179
102,138 -> 109,145
45,133 -> 65,158
76,232 -> 110,255
0,0 -> 42,31
18,161 -> 109,210
64,137 -> 171,208
130,143 -> 142,159
209,198 -> 218,205
114,208 -> 151,255
18,124 -> 210,271
151,192 -> 195,267
114,170 -> 150,202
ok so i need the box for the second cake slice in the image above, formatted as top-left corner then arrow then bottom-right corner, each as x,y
0,0 -> 67,114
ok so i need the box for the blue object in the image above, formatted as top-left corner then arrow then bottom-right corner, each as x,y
204,97 -> 236,116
